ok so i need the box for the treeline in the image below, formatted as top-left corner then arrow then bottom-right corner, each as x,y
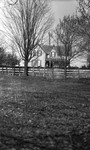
0,47 -> 20,67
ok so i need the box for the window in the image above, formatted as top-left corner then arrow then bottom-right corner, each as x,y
47,54 -> 49,58
37,50 -> 42,56
51,51 -> 56,57
33,50 -> 37,57
38,60 -> 41,67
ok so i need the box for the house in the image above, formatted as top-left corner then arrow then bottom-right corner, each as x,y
20,44 -> 88,68
28,45 -> 70,68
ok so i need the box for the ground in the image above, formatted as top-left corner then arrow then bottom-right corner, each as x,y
0,75 -> 90,150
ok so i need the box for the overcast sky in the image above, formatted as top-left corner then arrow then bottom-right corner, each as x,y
51,0 -> 78,26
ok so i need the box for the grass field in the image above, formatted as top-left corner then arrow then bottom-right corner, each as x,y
0,75 -> 90,150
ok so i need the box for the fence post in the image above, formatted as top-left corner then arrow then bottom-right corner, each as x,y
19,66 -> 20,76
85,69 -> 87,78
78,68 -> 80,79
33,67 -> 35,76
43,67 -> 46,77
2,66 -> 3,74
39,67 -> 40,76
13,66 -> 15,76
7,67 -> 9,75
6,66 -> 8,74
52,68 -> 54,79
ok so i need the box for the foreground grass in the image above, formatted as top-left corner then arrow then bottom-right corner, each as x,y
0,75 -> 90,149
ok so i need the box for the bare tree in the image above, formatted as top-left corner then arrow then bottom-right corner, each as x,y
3,0 -> 53,76
7,0 -> 18,5
55,15 -> 85,79
77,0 -> 90,49
76,0 -> 90,70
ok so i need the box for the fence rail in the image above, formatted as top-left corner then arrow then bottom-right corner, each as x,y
0,66 -> 90,79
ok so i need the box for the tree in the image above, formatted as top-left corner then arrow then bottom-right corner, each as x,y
5,53 -> 20,67
7,0 -> 18,5
3,0 -> 53,76
78,0 -> 90,20
0,47 -> 6,65
55,15 -> 84,79
0,46 -> 19,66
76,0 -> 90,70
76,0 -> 90,53
87,53 -> 90,68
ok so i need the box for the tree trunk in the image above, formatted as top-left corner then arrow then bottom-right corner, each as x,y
24,59 -> 28,76
64,45 -> 68,80
64,65 -> 67,80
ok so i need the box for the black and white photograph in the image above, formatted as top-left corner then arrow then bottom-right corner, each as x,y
0,0 -> 90,149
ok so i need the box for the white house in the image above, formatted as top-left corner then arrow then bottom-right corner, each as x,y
20,44 -> 87,68
28,45 -> 68,68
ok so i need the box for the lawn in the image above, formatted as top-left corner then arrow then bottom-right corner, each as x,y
0,75 -> 90,150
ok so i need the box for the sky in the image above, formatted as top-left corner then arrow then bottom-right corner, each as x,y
51,0 -> 78,26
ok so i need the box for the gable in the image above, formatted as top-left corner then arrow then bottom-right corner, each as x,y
39,45 -> 52,54
38,44 -> 66,56
51,49 -> 56,53
50,49 -> 57,57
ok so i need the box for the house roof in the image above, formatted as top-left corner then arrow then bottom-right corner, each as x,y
39,45 -> 65,56
39,45 -> 53,54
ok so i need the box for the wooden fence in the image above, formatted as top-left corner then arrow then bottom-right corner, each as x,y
0,66 -> 90,79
